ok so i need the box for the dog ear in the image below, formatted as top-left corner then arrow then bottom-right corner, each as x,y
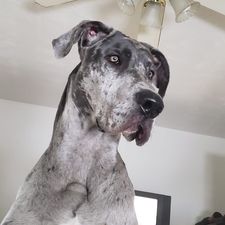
151,48 -> 170,98
52,20 -> 113,58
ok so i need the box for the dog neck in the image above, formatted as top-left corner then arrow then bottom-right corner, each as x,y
47,69 -> 120,184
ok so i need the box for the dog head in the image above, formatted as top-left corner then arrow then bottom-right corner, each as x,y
52,20 -> 169,146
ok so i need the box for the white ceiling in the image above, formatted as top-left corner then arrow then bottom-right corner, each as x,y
0,0 -> 225,138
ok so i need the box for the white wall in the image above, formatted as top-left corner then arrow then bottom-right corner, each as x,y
0,99 -> 56,220
1,99 -> 225,225
119,128 -> 225,225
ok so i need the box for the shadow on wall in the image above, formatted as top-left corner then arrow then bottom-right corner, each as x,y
197,154 -> 225,222
207,154 -> 225,211
196,5 -> 225,31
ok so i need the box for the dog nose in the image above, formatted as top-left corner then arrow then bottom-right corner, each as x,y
135,90 -> 164,119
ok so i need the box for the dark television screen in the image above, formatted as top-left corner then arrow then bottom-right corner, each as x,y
134,190 -> 171,225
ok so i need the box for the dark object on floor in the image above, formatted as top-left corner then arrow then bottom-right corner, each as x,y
195,212 -> 225,225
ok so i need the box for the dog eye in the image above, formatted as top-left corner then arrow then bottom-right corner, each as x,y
108,55 -> 120,64
147,70 -> 155,79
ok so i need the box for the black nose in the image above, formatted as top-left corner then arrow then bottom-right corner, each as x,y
135,90 -> 164,119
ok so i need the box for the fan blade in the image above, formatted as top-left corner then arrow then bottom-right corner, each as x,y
35,0 -> 76,7
196,5 -> 225,30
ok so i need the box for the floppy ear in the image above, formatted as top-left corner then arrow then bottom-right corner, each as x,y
52,20 -> 113,58
151,48 -> 170,98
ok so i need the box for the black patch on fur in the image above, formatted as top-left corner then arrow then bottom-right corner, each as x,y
53,63 -> 81,129
96,119 -> 105,132
140,42 -> 170,98
25,168 -> 36,181
2,221 -> 13,225
72,209 -> 76,217
26,171 -> 34,181
47,166 -> 55,172
151,49 -> 170,98
73,70 -> 93,117
111,122 -> 116,128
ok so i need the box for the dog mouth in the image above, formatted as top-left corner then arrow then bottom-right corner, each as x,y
122,118 -> 153,146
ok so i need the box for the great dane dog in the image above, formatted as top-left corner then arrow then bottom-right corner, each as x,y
1,20 -> 169,225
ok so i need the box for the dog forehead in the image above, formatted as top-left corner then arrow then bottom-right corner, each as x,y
96,31 -> 145,53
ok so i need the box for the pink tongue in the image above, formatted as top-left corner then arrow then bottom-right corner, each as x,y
122,119 -> 153,146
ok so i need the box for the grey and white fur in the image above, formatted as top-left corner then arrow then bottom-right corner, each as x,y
1,20 -> 169,225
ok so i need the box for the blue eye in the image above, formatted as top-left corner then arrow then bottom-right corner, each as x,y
108,55 -> 120,64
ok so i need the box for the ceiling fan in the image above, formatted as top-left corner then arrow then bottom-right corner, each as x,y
35,0 -> 200,23
35,0 -> 75,7
34,0 -> 224,47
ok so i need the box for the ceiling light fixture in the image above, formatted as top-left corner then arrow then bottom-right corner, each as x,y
141,0 -> 166,27
138,0 -> 166,48
116,0 -> 142,15
169,0 -> 201,23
